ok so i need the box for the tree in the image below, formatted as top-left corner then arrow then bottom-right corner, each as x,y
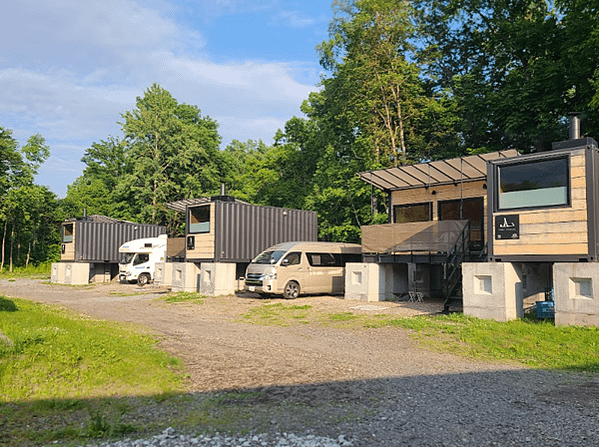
119,84 -> 223,229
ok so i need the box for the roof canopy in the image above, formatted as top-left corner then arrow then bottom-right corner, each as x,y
359,150 -> 519,191
166,196 -> 251,213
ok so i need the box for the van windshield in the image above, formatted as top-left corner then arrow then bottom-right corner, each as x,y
253,250 -> 287,264
121,253 -> 135,264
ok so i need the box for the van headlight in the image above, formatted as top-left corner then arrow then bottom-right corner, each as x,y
263,273 -> 277,280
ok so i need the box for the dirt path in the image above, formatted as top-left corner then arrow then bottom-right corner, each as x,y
0,278 -> 518,394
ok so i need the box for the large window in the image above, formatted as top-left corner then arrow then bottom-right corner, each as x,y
62,224 -> 73,243
188,205 -> 211,234
393,202 -> 431,223
439,197 -> 484,250
498,157 -> 569,210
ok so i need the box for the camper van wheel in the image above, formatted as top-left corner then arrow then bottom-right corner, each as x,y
283,281 -> 300,299
137,273 -> 151,286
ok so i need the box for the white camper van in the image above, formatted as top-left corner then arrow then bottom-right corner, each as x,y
244,241 -> 362,298
118,234 -> 167,285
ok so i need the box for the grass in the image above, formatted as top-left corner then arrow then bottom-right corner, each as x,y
0,262 -> 52,279
240,301 -> 599,373
0,295 -> 187,446
163,291 -> 206,303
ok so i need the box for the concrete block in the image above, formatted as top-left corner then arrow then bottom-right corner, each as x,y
170,262 -> 201,293
462,263 -> 524,322
199,263 -> 237,296
51,263 -> 66,284
155,262 -> 173,286
553,263 -> 599,328
64,262 -> 91,285
344,263 -> 404,302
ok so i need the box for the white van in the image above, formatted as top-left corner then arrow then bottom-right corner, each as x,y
244,241 -> 362,298
118,234 -> 167,285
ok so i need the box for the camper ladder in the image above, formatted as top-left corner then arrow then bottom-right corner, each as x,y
443,222 -> 470,313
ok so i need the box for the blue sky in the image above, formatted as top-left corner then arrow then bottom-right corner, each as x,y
0,0 -> 334,197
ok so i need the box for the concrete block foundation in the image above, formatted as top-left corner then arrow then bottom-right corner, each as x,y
199,263 -> 237,296
51,263 -> 66,284
154,262 -> 173,286
170,262 -> 201,293
344,263 -> 407,302
64,262 -> 91,285
462,262 -> 524,322
553,263 -> 599,327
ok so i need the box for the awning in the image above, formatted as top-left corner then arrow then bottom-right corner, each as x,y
359,150 -> 519,191
166,196 -> 252,213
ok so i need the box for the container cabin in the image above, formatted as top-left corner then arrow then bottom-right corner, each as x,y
54,215 -> 166,284
165,195 -> 318,294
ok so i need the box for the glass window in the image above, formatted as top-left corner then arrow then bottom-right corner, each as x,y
188,205 -> 211,233
307,253 -> 337,267
498,157 -> 569,210
133,254 -> 149,265
282,252 -> 301,265
253,250 -> 287,264
62,224 -> 73,243
393,203 -> 431,223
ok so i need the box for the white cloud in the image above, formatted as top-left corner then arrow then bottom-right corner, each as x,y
0,0 -> 323,197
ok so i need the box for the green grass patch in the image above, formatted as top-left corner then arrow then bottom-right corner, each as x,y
241,303 -> 312,326
0,262 -> 52,279
0,296 -> 186,402
163,292 -> 206,303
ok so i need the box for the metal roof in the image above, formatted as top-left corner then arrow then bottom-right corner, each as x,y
166,196 -> 252,213
359,150 -> 519,191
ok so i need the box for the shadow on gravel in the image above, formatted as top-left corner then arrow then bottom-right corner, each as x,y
3,369 -> 598,447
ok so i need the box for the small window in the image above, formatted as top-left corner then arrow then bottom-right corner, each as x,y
393,202 -> 431,223
307,253 -> 338,267
498,157 -> 569,210
62,224 -> 74,243
188,205 -> 211,234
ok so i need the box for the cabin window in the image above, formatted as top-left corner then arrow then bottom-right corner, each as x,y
497,157 -> 569,210
188,205 -> 211,234
62,224 -> 74,243
393,202 -> 431,223
307,253 -> 338,267
439,197 -> 484,250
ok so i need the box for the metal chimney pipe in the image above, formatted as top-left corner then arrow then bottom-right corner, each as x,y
220,183 -> 226,196
569,113 -> 581,140
83,207 -> 87,218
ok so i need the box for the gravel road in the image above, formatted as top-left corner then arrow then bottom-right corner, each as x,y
1,279 -> 598,447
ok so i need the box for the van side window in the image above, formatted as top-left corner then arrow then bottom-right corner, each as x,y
307,253 -> 338,267
133,254 -> 149,266
283,252 -> 301,265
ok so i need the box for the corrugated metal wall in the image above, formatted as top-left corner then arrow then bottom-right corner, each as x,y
213,201 -> 318,262
75,222 -> 166,263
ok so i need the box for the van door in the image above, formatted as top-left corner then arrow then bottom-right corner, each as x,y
306,252 -> 343,294
278,251 -> 305,294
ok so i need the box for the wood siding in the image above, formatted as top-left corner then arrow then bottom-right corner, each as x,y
390,180 -> 487,239
61,224 -> 75,261
186,203 -> 216,260
492,150 -> 588,257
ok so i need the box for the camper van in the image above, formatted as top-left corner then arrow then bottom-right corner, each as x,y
118,234 -> 167,285
244,241 -> 362,298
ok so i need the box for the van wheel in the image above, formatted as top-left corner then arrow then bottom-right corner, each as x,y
283,281 -> 300,299
137,273 -> 151,286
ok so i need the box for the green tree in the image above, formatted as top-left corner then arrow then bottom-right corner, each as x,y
119,84 -> 223,229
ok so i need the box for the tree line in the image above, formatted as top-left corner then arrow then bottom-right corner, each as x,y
2,0 -> 599,269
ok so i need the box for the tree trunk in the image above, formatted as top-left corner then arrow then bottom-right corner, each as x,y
1,220 -> 6,273
9,222 -> 14,273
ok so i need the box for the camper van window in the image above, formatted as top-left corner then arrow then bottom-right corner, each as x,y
133,254 -> 149,266
253,250 -> 287,264
393,203 -> 431,223
62,224 -> 74,243
498,157 -> 569,210
307,253 -> 337,267
189,205 -> 211,233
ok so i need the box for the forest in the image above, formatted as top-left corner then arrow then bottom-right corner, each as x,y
1,0 -> 599,271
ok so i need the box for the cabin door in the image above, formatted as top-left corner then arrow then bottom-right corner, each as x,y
438,197 -> 484,251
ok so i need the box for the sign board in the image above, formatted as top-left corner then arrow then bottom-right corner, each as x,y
495,215 -> 519,240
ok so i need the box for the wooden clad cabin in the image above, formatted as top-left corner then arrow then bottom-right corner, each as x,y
360,150 -> 519,257
487,138 -> 599,262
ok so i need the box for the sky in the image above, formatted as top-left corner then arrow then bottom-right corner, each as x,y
0,0 -> 334,197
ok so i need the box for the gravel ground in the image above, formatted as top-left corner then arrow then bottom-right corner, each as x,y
1,279 -> 598,446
